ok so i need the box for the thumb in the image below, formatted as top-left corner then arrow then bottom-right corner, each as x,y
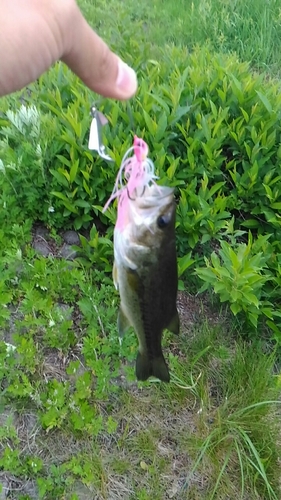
62,8 -> 138,100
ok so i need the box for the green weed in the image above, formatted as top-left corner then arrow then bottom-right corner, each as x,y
1,0 -> 281,497
80,0 -> 281,76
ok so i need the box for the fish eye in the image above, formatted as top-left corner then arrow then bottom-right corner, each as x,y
157,214 -> 170,229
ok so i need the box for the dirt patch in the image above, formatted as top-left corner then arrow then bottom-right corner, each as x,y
177,290 -> 228,331
0,473 -> 38,500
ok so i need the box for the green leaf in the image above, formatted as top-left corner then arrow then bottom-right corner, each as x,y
50,169 -> 69,188
230,302 -> 242,315
148,93 -> 170,114
177,252 -> 195,277
243,293 -> 260,308
56,155 -> 71,168
64,112 -> 82,137
83,179 -> 91,196
155,112 -> 168,142
208,182 -> 225,199
75,199 -> 91,209
51,191 -> 68,202
178,279 -> 185,291
81,170 -> 90,182
63,200 -> 78,214
69,159 -> 79,184
241,219 -> 260,228
58,168 -> 70,183
240,107 -> 249,123
143,110 -> 157,136
230,74 -> 244,103
166,158 -> 180,179
256,90 -> 273,114
170,105 -> 191,126
270,202 -> 281,210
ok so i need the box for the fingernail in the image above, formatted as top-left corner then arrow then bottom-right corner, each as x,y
116,60 -> 138,97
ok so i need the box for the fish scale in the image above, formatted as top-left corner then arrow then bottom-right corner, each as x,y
114,185 -> 179,382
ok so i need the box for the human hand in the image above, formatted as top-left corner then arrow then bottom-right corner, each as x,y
0,0 -> 138,99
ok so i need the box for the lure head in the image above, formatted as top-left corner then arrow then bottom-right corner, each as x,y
103,136 -> 159,232
133,135 -> 149,162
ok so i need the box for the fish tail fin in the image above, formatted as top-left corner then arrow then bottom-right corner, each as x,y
136,351 -> 170,383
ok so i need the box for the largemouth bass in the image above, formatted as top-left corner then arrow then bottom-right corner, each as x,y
113,183 -> 180,382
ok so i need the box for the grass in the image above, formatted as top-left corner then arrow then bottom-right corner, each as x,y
80,0 -> 281,76
1,0 -> 281,498
1,275 -> 280,499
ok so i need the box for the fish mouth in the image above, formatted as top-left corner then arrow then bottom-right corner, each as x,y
132,184 -> 175,208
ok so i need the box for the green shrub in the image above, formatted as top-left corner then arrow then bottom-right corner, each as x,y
196,232 -> 272,328
2,46 -> 281,337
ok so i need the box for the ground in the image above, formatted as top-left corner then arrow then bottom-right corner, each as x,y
0,225 -> 279,499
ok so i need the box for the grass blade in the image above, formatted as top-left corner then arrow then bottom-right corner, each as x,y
210,445 -> 233,500
239,428 -> 277,499
234,438 -> 245,498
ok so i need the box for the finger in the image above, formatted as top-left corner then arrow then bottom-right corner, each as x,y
0,0 -> 60,96
62,7 -> 138,100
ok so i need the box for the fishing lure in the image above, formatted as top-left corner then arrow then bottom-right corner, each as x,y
88,106 -> 159,229
88,106 -> 113,161
103,136 -> 159,230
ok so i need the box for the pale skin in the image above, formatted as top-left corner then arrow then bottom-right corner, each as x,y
0,0 -> 138,99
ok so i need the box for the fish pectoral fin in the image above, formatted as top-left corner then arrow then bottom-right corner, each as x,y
126,267 -> 140,292
167,310 -> 180,335
113,262 -> 119,290
117,307 -> 131,337
136,351 -> 170,383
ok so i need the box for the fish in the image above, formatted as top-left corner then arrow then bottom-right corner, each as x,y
113,183 -> 180,382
